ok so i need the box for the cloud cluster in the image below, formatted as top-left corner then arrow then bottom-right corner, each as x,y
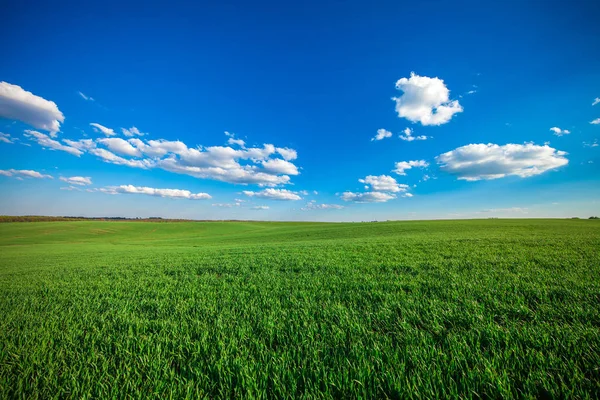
242,188 -> 302,200
392,73 -> 462,126
0,132 -> 15,144
340,191 -> 396,203
59,176 -> 92,186
359,175 -> 408,192
0,82 -> 65,134
341,174 -> 412,203
591,118 -> 600,125
121,127 -> 145,137
99,185 -> 211,200
372,129 -> 392,141
399,127 -> 427,142
550,127 -> 570,136
0,169 -> 53,179
436,143 -> 568,181
393,160 -> 429,175
24,130 -> 83,156
27,133 -> 300,186
251,205 -> 270,210
301,200 -> 344,210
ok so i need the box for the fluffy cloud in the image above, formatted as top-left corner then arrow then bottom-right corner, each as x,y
24,130 -> 82,156
98,138 -> 141,157
90,123 -> 116,136
591,118 -> 600,125
340,191 -> 396,203
392,72 -> 462,126
301,200 -> 344,210
26,130 -> 301,187
99,185 -> 211,200
593,98 -> 600,106
59,176 -> 92,186
399,127 -> 427,141
242,188 -> 302,200
393,160 -> 429,175
0,169 -> 53,179
359,175 -> 408,193
251,206 -> 270,210
436,143 -> 568,181
0,132 -> 15,144
261,158 -> 299,175
550,127 -> 570,136
0,81 -> 65,134
121,127 -> 145,137
372,129 -> 392,141
228,138 -> 245,147
276,147 -> 297,161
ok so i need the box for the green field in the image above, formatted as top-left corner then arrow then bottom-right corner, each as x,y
1,219 -> 599,398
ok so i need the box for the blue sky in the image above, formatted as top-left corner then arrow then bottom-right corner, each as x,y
1,0 -> 599,221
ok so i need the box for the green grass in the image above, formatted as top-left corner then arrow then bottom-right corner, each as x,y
1,219 -> 599,398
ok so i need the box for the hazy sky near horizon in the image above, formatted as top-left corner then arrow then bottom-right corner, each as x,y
1,0 -> 599,221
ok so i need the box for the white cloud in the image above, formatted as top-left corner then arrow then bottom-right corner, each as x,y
550,127 -> 570,136
0,132 -> 15,144
78,91 -> 94,101
0,169 -> 52,179
591,118 -> 600,125
358,175 -> 408,193
399,127 -> 427,141
90,123 -> 116,136
99,185 -> 211,200
479,207 -> 528,214
26,129 -> 301,187
63,138 -> 96,151
251,205 -> 270,210
593,98 -> 600,106
301,200 -> 344,210
467,90 -> 477,95
228,138 -> 246,147
261,158 -> 299,175
276,147 -> 297,161
340,191 -> 396,203
0,81 -> 65,134
98,138 -> 141,157
583,139 -> 598,148
392,72 -> 462,126
24,130 -> 82,156
121,126 -> 145,137
242,188 -> 302,201
393,160 -> 429,175
212,202 -> 241,207
372,128 -> 392,141
59,176 -> 92,186
89,148 -> 154,169
436,143 -> 568,181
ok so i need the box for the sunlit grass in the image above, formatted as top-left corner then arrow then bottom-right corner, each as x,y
1,219 -> 599,398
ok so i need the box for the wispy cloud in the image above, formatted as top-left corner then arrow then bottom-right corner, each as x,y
98,185 -> 211,200
78,91 -> 94,101
59,176 -> 92,186
0,169 -> 53,179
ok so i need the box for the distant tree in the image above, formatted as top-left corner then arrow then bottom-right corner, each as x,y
590,216 -> 599,219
